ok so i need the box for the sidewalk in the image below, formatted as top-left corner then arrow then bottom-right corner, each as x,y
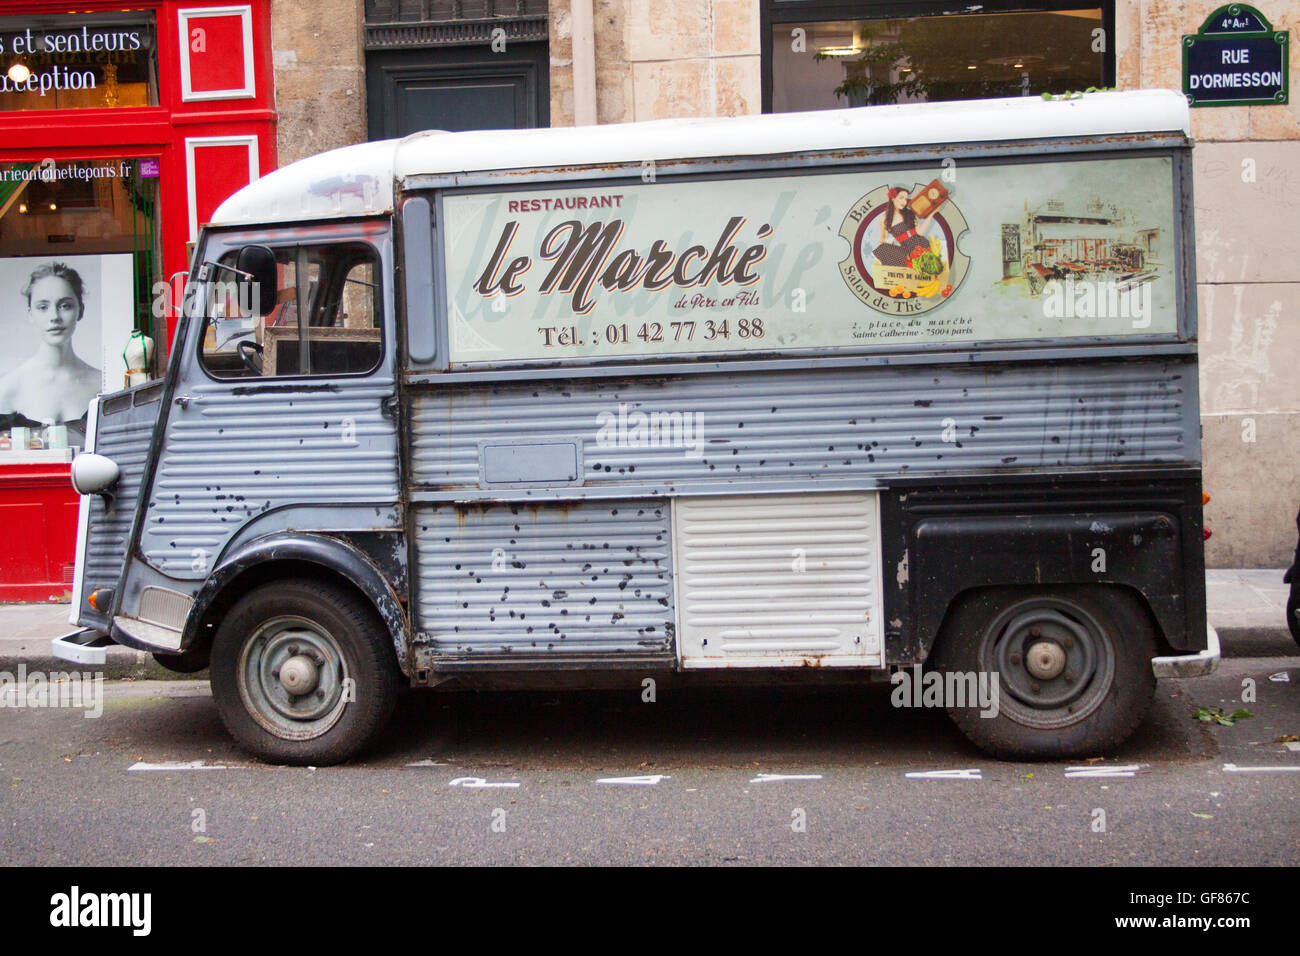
1204,567 -> 1296,656
0,602 -> 195,680
0,569 -> 1294,679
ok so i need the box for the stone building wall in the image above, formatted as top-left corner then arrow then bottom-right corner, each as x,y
548,0 -> 1298,566
1116,0 -> 1300,565
270,0 -> 367,166
268,1 -> 1296,565
550,0 -> 760,125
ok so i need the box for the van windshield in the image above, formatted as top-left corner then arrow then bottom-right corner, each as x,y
198,242 -> 382,379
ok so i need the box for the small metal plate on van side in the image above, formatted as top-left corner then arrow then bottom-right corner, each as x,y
479,439 -> 582,487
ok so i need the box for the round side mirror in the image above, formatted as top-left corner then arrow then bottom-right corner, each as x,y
235,244 -> 278,317
70,453 -> 121,495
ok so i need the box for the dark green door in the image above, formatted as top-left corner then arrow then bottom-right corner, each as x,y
366,42 -> 549,138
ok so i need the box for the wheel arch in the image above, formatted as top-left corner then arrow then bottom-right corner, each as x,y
182,533 -> 409,675
880,490 -> 1208,665
928,582 -> 1173,665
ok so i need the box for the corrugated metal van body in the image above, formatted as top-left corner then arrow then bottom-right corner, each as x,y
409,358 -> 1197,494
138,379 -> 400,577
407,355 -> 1197,666
413,499 -> 673,657
75,389 -> 161,631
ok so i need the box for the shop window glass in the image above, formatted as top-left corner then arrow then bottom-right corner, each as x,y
0,158 -> 161,455
772,9 -> 1107,112
0,11 -> 157,111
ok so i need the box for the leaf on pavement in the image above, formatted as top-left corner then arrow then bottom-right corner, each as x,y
1195,707 -> 1251,725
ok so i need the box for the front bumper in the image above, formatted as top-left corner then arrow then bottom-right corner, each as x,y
51,629 -> 113,666
1151,624 -> 1220,679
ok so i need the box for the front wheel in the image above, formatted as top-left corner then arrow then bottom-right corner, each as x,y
932,586 -> 1156,760
210,578 -> 400,765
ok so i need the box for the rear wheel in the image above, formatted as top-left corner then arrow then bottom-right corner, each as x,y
932,586 -> 1156,760
210,578 -> 400,765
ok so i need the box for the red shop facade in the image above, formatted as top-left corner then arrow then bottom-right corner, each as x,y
0,1 -> 276,601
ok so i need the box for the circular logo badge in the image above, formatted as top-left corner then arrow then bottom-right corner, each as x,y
838,181 -> 971,315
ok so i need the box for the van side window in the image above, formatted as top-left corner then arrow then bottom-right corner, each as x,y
199,243 -> 382,379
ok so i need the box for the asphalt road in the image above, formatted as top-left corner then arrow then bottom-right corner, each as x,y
1,657 -> 1297,866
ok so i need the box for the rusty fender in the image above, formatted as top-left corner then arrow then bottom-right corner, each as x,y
181,531 -> 408,671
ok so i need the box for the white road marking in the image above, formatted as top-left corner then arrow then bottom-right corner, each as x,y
448,776 -> 521,789
905,769 -> 982,780
128,760 -> 231,771
1064,765 -> 1142,778
1268,672 -> 1290,683
749,773 -> 824,783
404,759 -> 450,767
596,775 -> 671,786
1222,763 -> 1300,773
1285,742 -> 1300,752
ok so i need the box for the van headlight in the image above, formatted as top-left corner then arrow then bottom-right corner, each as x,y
70,453 -> 120,495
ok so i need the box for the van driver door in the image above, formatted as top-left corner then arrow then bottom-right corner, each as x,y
109,222 -> 401,652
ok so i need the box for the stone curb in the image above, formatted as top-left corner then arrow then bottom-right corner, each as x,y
0,648 -> 208,682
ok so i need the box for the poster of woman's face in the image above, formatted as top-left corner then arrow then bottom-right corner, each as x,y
0,253 -> 134,434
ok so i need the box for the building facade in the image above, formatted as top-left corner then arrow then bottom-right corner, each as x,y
0,0 -> 1294,601
553,0 -> 1299,569
276,0 -> 1300,568
0,0 -> 276,600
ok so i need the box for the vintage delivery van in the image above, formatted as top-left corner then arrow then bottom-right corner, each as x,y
54,89 -> 1219,764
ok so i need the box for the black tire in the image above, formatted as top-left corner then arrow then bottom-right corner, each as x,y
1287,508 -> 1300,648
210,578 -> 400,765
931,586 -> 1156,760
1286,583 -> 1299,648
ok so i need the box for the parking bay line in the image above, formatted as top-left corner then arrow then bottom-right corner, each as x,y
1222,763 -> 1300,773
448,777 -> 521,789
1064,765 -> 1143,778
904,769 -> 983,780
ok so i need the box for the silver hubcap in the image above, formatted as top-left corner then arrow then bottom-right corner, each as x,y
237,616 -> 349,740
279,654 -> 320,695
1025,640 -> 1067,680
979,598 -> 1116,730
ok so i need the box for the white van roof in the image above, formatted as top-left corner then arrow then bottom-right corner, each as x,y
211,89 -> 1190,227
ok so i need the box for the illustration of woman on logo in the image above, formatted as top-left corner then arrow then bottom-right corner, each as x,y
873,186 -> 935,268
